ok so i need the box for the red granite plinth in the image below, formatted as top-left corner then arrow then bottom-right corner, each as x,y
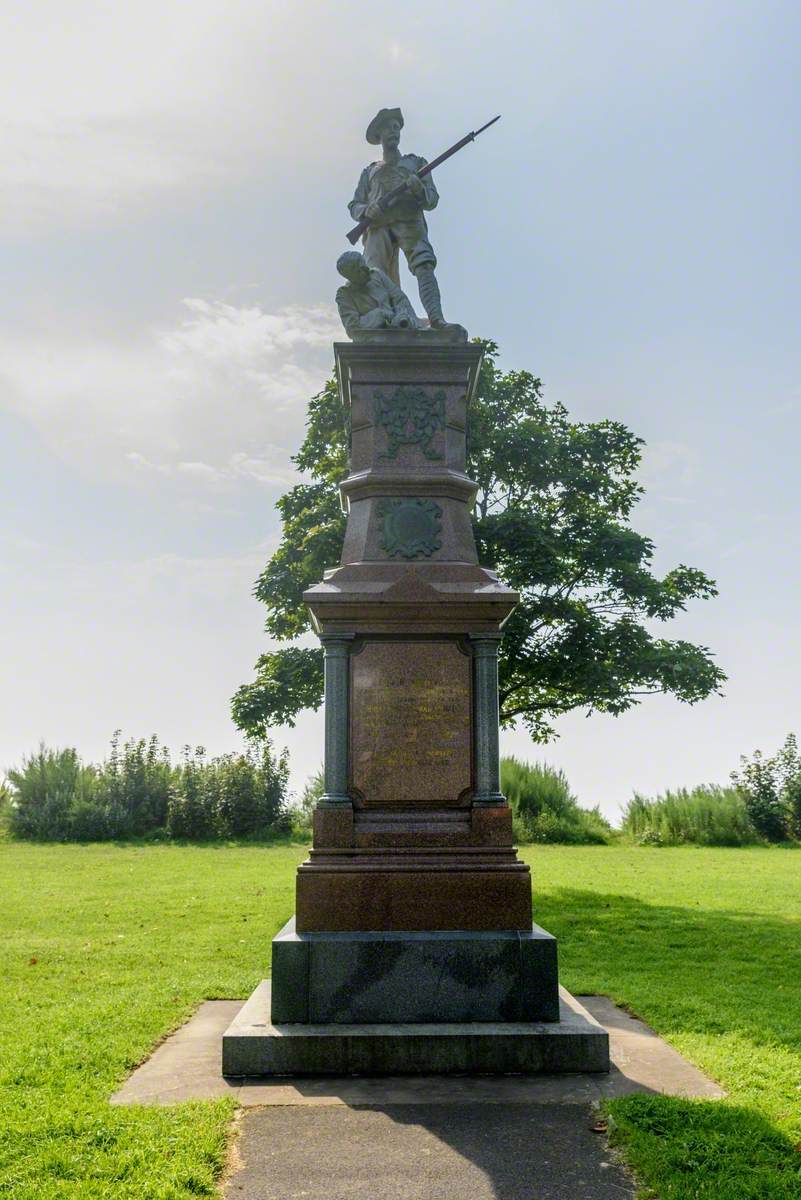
297,342 -> 531,940
295,849 -> 532,933
298,802 -> 531,933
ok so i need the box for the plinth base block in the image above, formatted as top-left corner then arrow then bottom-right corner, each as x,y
222,980 -> 610,1077
271,917 -> 559,1024
296,861 -> 532,931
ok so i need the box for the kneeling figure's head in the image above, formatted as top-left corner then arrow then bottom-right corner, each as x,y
337,251 -> 370,287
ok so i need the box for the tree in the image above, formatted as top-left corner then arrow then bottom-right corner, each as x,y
232,341 -> 724,741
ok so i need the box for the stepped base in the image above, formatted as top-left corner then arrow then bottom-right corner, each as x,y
222,981 -> 610,1077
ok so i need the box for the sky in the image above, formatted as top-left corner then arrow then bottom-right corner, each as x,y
2,0 -> 800,820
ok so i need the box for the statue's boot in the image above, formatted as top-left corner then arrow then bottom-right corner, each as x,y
416,267 -> 452,329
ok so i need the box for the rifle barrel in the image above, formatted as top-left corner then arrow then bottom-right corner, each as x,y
421,115 -> 501,176
418,133 -> 474,177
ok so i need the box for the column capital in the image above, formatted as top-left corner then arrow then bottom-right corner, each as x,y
469,634 -> 502,655
320,634 -> 356,649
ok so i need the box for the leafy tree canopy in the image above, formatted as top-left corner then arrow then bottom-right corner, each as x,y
232,341 -> 724,741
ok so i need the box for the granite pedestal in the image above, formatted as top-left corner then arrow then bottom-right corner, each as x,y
226,337 -> 608,1076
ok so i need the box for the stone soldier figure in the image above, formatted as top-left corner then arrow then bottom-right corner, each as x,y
335,250 -> 420,337
348,107 -> 451,329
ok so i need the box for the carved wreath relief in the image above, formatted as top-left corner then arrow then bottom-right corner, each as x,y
378,498 -> 442,558
374,386 -> 446,460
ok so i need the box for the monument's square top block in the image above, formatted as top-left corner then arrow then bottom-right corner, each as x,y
334,338 -> 483,412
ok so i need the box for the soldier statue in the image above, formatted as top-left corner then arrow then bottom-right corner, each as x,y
335,250 -> 420,337
348,107 -> 451,329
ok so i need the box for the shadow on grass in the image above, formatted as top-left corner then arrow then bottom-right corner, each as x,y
608,1094 -> 801,1200
533,887 -> 801,1051
529,888 -> 801,1198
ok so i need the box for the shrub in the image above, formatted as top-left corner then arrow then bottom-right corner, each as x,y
214,741 -> 290,838
166,748 -> 218,840
96,732 -> 173,838
501,757 -> 612,844
621,785 -> 758,847
0,780 -> 12,837
775,733 -> 801,839
7,745 -> 97,841
6,733 -> 290,842
731,754 -> 786,842
67,798 -> 111,842
786,776 -> 801,841
731,733 -> 801,842
502,758 -> 573,822
167,740 -> 289,840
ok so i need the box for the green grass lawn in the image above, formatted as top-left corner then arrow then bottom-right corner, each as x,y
1,841 -> 800,1198
0,840 -> 306,1198
524,845 -> 801,1199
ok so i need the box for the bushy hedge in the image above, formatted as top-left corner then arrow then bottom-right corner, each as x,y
6,733 -> 289,842
621,785 -> 758,847
501,756 -> 612,844
166,742 -> 289,840
6,746 -> 98,841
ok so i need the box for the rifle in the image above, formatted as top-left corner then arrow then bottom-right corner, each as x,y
345,115 -> 501,246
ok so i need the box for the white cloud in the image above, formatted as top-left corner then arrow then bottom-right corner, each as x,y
128,447 -> 301,488
2,114 -> 225,232
0,529 -> 278,622
0,0 -> 732,235
765,392 -> 801,418
0,298 -> 340,489
0,531 -> 290,773
0,2 -> 398,234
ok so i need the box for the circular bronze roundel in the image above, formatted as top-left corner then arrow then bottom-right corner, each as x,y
378,498 -> 443,558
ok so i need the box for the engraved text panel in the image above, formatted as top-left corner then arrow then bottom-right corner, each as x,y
350,641 -> 472,807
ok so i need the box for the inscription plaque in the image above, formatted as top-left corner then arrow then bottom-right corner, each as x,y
350,640 -> 472,807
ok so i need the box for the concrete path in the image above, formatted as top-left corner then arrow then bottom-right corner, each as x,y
112,996 -> 723,1198
226,1103 -> 637,1199
112,995 -> 724,1107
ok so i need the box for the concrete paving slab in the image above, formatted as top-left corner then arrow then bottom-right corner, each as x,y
581,996 -> 725,1100
225,1104 -> 636,1199
112,1001 -> 243,1105
111,993 -> 723,1107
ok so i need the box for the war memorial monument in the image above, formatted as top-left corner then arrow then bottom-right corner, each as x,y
223,108 -> 610,1075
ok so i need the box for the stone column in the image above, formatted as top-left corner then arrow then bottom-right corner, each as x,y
471,635 -> 506,807
318,636 -> 352,807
